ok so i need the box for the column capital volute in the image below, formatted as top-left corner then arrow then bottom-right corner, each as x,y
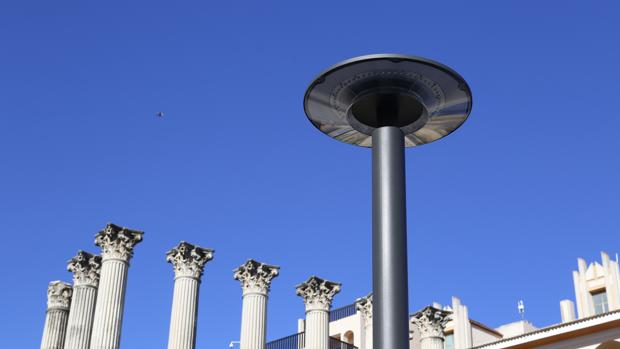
234,259 -> 280,295
411,306 -> 451,340
166,241 -> 214,279
295,276 -> 341,312
95,223 -> 143,262
356,293 -> 373,322
47,281 -> 72,311
67,250 -> 102,287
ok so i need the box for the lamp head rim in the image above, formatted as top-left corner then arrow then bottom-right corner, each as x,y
303,54 -> 473,148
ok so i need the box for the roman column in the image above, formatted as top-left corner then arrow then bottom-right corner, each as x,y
65,251 -> 102,349
41,281 -> 73,349
295,276 -> 341,349
356,294 -> 373,349
411,306 -> 451,349
234,259 -> 280,349
166,241 -> 214,349
89,223 -> 143,349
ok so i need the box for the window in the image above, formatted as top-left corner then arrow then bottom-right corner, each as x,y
444,333 -> 454,349
592,290 -> 609,315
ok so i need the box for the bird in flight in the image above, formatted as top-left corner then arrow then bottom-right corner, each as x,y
156,112 -> 164,118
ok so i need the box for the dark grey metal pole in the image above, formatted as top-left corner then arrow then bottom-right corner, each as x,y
372,126 -> 410,349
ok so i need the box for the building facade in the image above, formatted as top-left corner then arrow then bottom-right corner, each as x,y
286,252 -> 620,349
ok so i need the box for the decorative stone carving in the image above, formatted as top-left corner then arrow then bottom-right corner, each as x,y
95,223 -> 144,261
296,276 -> 341,311
67,250 -> 102,287
234,259 -> 280,295
356,293 -> 373,321
47,281 -> 73,310
166,241 -> 214,279
411,306 -> 451,339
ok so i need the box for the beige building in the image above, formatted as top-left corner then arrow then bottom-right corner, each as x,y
277,252 -> 620,349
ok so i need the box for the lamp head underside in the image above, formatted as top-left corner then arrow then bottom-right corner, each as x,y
304,54 -> 473,147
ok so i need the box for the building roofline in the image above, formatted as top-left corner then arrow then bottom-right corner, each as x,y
472,309 -> 620,349
470,319 -> 504,338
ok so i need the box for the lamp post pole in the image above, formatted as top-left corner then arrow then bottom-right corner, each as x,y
372,126 -> 410,349
303,54 -> 472,349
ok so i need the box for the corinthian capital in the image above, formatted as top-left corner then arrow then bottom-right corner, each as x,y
47,281 -> 72,311
296,276 -> 341,312
166,241 -> 214,279
356,293 -> 373,322
233,259 -> 280,295
411,306 -> 451,339
67,251 -> 102,287
95,223 -> 143,261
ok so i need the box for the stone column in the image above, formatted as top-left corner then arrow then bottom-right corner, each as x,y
41,281 -> 73,349
356,294 -> 373,349
166,242 -> 214,349
234,260 -> 280,349
64,251 -> 102,349
411,306 -> 451,349
451,297 -> 472,349
89,223 -> 143,349
295,276 -> 341,349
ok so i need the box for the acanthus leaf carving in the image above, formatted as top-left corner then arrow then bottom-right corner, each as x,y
296,276 -> 341,312
233,259 -> 280,295
95,223 -> 143,262
410,306 -> 451,339
47,281 -> 73,310
67,250 -> 102,287
166,241 -> 214,279
356,293 -> 373,322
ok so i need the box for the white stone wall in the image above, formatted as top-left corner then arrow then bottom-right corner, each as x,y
328,313 -> 363,348
471,325 -> 503,347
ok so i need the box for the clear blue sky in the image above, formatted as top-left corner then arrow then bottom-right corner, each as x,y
1,1 -> 619,348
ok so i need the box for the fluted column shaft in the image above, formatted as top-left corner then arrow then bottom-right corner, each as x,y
65,251 -> 101,349
89,223 -> 143,349
166,241 -> 213,349
41,281 -> 73,349
364,322 -> 373,349
89,259 -> 129,349
234,259 -> 279,349
167,277 -> 201,349
65,285 -> 98,349
420,337 -> 444,349
305,309 -> 329,349
42,309 -> 71,349
239,292 -> 268,349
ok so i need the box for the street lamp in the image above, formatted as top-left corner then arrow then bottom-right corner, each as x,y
303,54 -> 472,349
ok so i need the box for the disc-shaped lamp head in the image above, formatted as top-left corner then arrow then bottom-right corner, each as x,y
304,54 -> 473,147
